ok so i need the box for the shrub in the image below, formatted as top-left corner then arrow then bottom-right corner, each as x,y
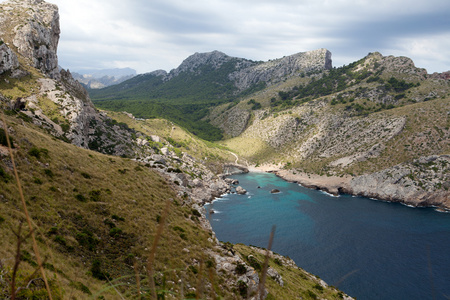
109,227 -> 123,237
173,226 -> 185,232
0,128 -> 14,148
235,262 -> 246,275
28,147 -> 42,158
247,255 -> 261,271
54,235 -> 67,246
76,230 -> 99,251
274,257 -> 283,266
44,169 -> 54,178
191,209 -> 201,217
111,214 -> 125,221
188,265 -> 198,274
237,280 -> 248,297
80,172 -> 91,179
33,177 -> 43,184
90,259 -> 110,280
89,190 -> 101,202
75,194 -> 87,202
0,166 -> 12,183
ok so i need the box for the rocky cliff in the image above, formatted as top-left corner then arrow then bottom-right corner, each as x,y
219,52 -> 450,209
165,49 -> 332,92
0,0 -> 140,156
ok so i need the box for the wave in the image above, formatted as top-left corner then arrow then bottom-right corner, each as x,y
320,190 -> 340,198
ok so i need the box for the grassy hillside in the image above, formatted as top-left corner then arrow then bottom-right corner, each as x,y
0,112 -> 218,298
1,111 -> 350,299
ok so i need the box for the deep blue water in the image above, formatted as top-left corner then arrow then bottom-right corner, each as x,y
204,172 -> 450,300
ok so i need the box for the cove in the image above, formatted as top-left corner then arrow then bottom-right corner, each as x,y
205,172 -> 450,300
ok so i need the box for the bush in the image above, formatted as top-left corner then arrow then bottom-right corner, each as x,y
80,172 -> 91,179
44,169 -> 54,178
109,227 -> 123,237
0,166 -> 12,183
90,259 -> 110,280
237,280 -> 248,297
0,128 -> 14,148
235,262 -> 246,275
89,190 -> 101,202
247,255 -> 261,271
191,209 -> 201,217
111,214 -> 125,221
28,147 -> 49,159
75,194 -> 87,202
274,257 -> 283,266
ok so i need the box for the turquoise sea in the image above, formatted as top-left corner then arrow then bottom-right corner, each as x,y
204,172 -> 450,300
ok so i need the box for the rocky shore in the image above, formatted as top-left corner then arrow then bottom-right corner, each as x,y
273,155 -> 450,211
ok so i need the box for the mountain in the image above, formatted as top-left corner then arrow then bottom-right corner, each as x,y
90,49 -> 332,141
72,68 -> 137,89
92,46 -> 449,208
214,52 -> 450,208
0,1 -> 351,299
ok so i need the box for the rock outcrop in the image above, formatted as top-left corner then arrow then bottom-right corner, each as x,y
347,155 -> 450,209
1,0 -> 60,79
165,49 -> 332,92
0,43 -> 19,74
230,48 -> 332,91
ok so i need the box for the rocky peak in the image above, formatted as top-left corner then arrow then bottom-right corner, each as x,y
0,0 -> 60,79
167,50 -> 248,79
230,48 -> 332,91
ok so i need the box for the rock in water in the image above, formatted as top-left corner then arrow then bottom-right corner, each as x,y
236,186 -> 247,195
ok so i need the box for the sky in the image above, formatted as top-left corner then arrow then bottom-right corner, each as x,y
3,0 -> 450,74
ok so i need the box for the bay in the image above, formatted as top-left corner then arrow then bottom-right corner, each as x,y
205,172 -> 450,300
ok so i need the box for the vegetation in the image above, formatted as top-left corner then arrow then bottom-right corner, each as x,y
0,112 -> 237,298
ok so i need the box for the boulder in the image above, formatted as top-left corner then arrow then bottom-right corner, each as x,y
271,189 -> 280,194
236,186 -> 247,195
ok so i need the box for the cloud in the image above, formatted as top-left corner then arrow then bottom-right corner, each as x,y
1,0 -> 449,73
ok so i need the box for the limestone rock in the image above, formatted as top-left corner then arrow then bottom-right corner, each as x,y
267,267 -> 284,286
0,43 -> 19,74
236,186 -> 247,195
0,0 -> 61,79
348,155 -> 450,209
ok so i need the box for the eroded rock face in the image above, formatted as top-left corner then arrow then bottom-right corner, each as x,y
230,48 -> 332,91
1,0 -> 60,79
348,155 -> 450,208
0,43 -> 19,74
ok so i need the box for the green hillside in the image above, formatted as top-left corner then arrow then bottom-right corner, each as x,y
90,58 -> 266,141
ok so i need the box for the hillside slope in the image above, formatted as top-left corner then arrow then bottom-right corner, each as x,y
215,53 -> 450,208
90,49 -> 331,141
0,0 -> 352,299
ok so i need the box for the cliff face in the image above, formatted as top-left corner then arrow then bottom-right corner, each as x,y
230,48 -> 332,91
0,0 -> 60,79
0,0 -> 138,156
165,49 -> 332,92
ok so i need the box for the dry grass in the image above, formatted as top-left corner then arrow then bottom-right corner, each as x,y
0,112 -> 240,299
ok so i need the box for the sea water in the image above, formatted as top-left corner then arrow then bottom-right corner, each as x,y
204,172 -> 450,300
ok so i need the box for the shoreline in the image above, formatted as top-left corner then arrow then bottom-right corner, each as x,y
244,165 -> 450,212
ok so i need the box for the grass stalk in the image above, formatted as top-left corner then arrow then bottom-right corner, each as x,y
146,198 -> 171,299
2,111 -> 53,300
258,225 -> 276,300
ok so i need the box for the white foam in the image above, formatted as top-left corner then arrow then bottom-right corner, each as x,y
320,190 -> 340,198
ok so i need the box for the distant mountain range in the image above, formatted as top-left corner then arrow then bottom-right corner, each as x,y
72,67 -> 137,89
